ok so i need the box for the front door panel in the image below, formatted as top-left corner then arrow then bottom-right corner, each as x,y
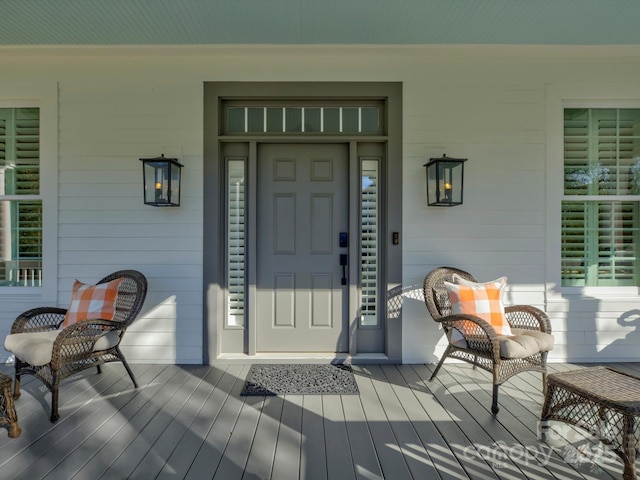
256,143 -> 348,352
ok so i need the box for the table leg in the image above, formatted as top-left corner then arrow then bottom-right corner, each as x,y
0,380 -> 20,438
622,415 -> 637,480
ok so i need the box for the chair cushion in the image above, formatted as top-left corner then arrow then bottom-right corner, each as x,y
4,330 -> 121,367
449,328 -> 555,359
444,277 -> 513,336
498,329 -> 555,359
63,277 -> 124,327
4,330 -> 59,366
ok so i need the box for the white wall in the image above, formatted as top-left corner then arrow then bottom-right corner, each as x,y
1,45 -> 640,364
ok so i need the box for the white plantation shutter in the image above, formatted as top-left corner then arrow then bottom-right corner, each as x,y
360,159 -> 379,326
0,108 -> 40,194
595,111 -> 640,195
562,201 -> 639,286
14,109 -> 40,195
596,202 -> 638,285
561,201 -> 587,285
562,108 -> 640,286
563,110 -> 590,195
226,159 -> 246,326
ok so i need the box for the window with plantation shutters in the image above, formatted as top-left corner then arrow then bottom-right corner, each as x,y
226,159 -> 246,327
562,108 -> 640,286
0,108 -> 41,287
360,159 -> 380,326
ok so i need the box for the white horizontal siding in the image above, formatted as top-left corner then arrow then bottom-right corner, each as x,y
0,45 -> 640,363
6,61 -> 202,363
403,70 -> 551,362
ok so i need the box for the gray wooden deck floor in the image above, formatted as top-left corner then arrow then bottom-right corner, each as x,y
0,362 -> 634,480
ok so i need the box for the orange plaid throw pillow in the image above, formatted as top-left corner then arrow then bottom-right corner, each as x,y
63,278 -> 124,327
444,277 -> 512,336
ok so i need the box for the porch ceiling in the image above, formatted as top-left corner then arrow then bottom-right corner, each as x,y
1,0 -> 639,46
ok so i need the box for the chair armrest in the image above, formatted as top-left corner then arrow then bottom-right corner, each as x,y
11,307 -> 67,334
435,313 -> 501,360
504,305 -> 551,333
50,319 -> 125,367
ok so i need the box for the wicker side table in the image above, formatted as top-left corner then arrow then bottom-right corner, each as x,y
541,367 -> 640,480
0,373 -> 20,438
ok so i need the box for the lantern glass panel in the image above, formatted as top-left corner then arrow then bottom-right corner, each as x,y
142,161 -> 164,205
169,163 -> 182,205
426,163 -> 438,206
443,162 -> 464,205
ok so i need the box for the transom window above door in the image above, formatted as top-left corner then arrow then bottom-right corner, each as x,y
223,101 -> 383,135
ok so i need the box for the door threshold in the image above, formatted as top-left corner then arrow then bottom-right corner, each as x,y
214,352 -> 393,365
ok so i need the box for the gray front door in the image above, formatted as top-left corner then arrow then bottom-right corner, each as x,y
256,143 -> 349,352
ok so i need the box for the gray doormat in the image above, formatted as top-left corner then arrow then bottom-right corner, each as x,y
240,363 -> 359,396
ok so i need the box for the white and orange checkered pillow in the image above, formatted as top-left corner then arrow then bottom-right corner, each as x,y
444,276 -> 512,336
62,278 -> 124,327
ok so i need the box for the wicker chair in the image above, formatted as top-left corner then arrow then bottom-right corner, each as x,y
4,270 -> 147,422
423,266 -> 553,414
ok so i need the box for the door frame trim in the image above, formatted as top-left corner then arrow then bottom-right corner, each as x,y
203,82 -> 403,364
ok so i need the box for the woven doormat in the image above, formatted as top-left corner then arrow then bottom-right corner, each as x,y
240,363 -> 359,396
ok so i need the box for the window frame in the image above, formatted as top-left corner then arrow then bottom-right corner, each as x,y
0,83 -> 57,300
562,108 -> 640,288
546,84 -> 640,298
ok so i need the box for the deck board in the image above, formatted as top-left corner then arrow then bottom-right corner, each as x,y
155,365 -> 229,479
243,394 -> 283,480
129,365 -> 215,479
34,365 -> 158,480
340,393 -> 384,480
69,364 -> 176,479
354,367 -> 413,480
426,365 -> 530,480
271,394 -> 303,480
299,395 -> 328,480
99,364 -> 196,479
214,394 -> 263,480
322,395 -> 356,480
453,366 -> 596,480
184,363 -> 249,480
4,364 -> 142,480
369,365 -> 441,479
0,362 -> 635,479
382,365 -> 468,480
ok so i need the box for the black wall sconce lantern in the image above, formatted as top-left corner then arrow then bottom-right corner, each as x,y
140,154 -> 184,207
424,154 -> 467,206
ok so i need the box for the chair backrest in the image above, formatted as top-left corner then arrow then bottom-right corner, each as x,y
423,266 -> 476,320
97,270 -> 148,327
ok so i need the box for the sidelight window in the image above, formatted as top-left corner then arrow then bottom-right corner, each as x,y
360,158 -> 380,326
226,158 -> 246,326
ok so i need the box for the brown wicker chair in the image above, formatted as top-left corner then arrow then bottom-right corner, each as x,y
423,266 -> 553,414
5,270 -> 147,422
